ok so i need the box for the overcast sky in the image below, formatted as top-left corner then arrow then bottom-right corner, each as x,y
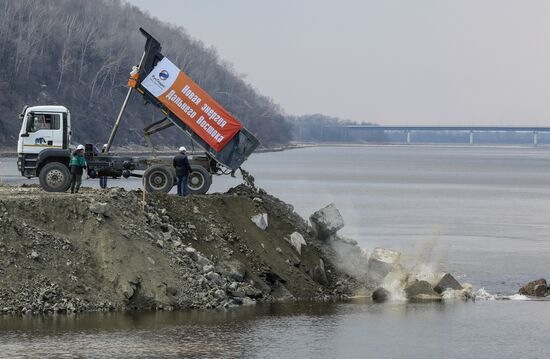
128,0 -> 550,126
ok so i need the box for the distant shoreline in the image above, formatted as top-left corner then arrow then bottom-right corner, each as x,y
2,142 -> 548,158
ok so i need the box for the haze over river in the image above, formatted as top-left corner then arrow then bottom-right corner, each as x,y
1,145 -> 550,358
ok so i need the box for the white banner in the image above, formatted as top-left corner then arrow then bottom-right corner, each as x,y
141,57 -> 179,97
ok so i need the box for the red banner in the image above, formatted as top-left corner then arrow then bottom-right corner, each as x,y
142,57 -> 243,152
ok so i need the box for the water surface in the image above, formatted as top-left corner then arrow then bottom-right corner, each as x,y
1,145 -> 550,358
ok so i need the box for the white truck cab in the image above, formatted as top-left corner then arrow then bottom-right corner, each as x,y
17,105 -> 71,178
18,105 -> 71,153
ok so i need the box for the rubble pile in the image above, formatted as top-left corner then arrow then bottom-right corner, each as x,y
2,182 -> 543,316
0,184 -> 358,315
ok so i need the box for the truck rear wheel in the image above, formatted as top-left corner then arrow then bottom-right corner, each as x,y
144,165 -> 174,193
188,165 -> 212,194
39,162 -> 71,192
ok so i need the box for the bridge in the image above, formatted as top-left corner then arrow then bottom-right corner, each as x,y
320,125 -> 550,146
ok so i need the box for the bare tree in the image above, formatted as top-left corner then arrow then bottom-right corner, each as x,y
57,14 -> 79,91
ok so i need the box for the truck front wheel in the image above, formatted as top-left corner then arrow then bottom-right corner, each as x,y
39,162 -> 71,192
143,165 -> 174,193
188,165 -> 212,194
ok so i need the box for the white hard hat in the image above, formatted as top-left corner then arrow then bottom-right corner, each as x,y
76,144 -> 85,151
102,144 -> 108,148
179,146 -> 187,152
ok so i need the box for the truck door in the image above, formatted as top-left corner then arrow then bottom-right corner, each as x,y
21,113 -> 62,154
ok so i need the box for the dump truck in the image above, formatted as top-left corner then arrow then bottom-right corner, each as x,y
16,28 -> 260,194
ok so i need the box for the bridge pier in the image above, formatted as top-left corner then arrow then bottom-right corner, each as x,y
469,131 -> 474,145
534,131 -> 538,147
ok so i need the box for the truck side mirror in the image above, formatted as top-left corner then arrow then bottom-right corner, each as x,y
25,113 -> 33,133
20,133 -> 29,137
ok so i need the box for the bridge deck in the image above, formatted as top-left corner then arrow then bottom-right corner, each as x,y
325,125 -> 550,132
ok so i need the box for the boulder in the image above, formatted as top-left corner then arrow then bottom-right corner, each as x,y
202,264 -> 215,274
312,259 -> 328,285
519,278 -> 547,297
217,259 -> 246,282
309,203 -> 344,240
241,297 -> 257,306
534,284 -> 548,297
434,273 -> 463,294
205,272 -> 223,286
196,254 -> 211,267
405,280 -> 442,301
251,213 -> 268,230
367,248 -> 401,285
286,232 -> 307,255
331,241 -> 369,280
89,202 -> 111,217
214,289 -> 226,300
271,284 -> 295,302
372,287 -> 390,303
184,247 -> 198,261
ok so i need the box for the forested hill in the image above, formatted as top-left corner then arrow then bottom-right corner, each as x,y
0,0 -> 291,149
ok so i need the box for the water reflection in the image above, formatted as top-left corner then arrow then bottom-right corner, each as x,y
1,300 -> 547,358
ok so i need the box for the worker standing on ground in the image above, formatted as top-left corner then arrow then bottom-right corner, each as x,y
99,144 -> 108,189
69,144 -> 87,194
173,146 -> 192,197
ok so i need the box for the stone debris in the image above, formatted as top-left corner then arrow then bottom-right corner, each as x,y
217,259 -> 246,282
89,201 -> 111,217
372,287 -> 390,303
405,280 -> 442,302
309,203 -> 344,240
331,239 -> 369,280
367,247 -> 401,285
184,247 -> 198,261
286,232 -> 307,255
434,273 -> 463,294
251,213 -> 268,230
519,278 -> 548,297
312,258 -> 328,285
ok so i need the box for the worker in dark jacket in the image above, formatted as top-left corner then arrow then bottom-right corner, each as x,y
99,144 -> 108,189
69,144 -> 87,194
173,146 -> 192,196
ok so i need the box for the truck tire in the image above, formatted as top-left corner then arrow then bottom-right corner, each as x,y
39,162 -> 71,192
144,165 -> 174,193
188,165 -> 212,194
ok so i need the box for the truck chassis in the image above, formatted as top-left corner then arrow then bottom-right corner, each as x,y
18,147 -> 218,194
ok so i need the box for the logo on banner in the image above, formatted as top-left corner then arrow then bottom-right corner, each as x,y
159,70 -> 169,80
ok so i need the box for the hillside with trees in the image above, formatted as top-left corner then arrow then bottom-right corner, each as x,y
0,0 -> 291,149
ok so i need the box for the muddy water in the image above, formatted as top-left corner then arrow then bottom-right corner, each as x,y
1,145 -> 550,358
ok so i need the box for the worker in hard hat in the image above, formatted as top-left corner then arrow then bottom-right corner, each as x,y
99,144 -> 108,189
69,144 -> 87,194
173,146 -> 192,196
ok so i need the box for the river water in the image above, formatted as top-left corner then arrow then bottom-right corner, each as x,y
1,145 -> 550,358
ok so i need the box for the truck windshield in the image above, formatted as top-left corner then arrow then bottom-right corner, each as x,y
29,114 -> 60,132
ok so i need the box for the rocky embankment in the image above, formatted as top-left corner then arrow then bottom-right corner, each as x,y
2,180 -> 545,316
0,184 -> 360,315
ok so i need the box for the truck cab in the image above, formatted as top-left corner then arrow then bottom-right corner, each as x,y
17,105 -> 71,178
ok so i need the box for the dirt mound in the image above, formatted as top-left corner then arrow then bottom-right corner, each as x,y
0,184 -> 357,315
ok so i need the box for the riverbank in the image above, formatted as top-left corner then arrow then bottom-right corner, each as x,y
0,183 -> 358,315
0,143 -> 309,158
